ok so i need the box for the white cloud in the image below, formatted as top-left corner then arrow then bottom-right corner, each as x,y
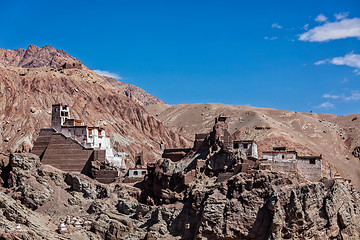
303,24 -> 309,31
316,101 -> 335,109
330,52 -> 360,68
340,78 -> 349,83
94,69 -> 122,79
272,23 -> 282,29
314,52 -> 360,75
314,60 -> 327,65
335,12 -> 349,20
315,14 -> 328,22
343,91 -> 360,101
299,17 -> 360,42
264,36 -> 278,40
323,94 -> 340,99
322,90 -> 360,101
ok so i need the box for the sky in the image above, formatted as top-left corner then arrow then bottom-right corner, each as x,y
1,0 -> 359,115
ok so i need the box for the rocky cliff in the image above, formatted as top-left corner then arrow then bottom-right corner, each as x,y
0,153 -> 359,239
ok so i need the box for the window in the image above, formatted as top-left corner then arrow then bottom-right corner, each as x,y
282,155 -> 285,159
233,143 -> 239,149
309,159 -> 315,164
133,171 -> 138,176
142,171 -> 147,175
243,143 -> 248,149
99,143 -> 102,148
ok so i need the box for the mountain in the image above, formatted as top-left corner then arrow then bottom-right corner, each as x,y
0,45 -> 165,107
104,76 -> 165,106
0,44 -> 81,69
145,103 -> 360,189
0,45 -> 190,165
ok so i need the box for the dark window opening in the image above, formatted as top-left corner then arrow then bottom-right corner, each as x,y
142,171 -> 147,175
243,143 -> 248,149
282,155 -> 285,159
309,159 -> 315,164
233,143 -> 239,149
133,171 -> 138,176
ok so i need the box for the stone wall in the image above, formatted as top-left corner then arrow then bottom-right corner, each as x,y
296,158 -> 322,182
267,160 -> 297,174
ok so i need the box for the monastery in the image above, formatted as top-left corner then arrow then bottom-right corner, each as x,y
32,104 -> 125,183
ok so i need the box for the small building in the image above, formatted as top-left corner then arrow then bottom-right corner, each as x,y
124,152 -> 148,182
233,140 -> 258,159
128,168 -> 148,178
261,147 -> 323,182
296,155 -> 322,182
262,147 -> 297,161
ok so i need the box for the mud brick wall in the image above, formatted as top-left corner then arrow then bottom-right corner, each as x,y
31,128 -> 56,157
95,169 -> 118,184
296,159 -> 322,182
40,133 -> 94,173
162,148 -> 192,162
269,160 -> 297,173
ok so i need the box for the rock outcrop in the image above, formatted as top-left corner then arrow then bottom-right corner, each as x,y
0,153 -> 359,239
0,44 -> 81,69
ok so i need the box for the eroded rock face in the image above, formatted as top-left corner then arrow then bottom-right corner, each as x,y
0,153 -> 359,239
353,146 -> 360,160
179,172 -> 360,240
0,44 -> 81,69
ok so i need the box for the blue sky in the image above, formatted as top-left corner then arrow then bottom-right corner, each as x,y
1,0 -> 359,115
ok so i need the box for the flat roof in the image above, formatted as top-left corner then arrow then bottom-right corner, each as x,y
263,151 -> 297,154
297,156 -> 322,159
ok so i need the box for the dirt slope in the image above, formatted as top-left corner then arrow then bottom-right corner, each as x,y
146,103 -> 360,188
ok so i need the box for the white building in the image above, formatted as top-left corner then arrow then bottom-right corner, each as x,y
128,168 -> 148,178
233,140 -> 258,159
51,104 -> 126,170
262,147 -> 297,161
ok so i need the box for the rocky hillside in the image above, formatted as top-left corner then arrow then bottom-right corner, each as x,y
0,45 -> 81,69
0,153 -> 359,239
104,76 -> 165,106
0,45 -> 165,107
0,46 -> 191,165
146,103 -> 360,189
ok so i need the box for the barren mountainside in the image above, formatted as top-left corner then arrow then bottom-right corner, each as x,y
0,45 -> 191,165
146,103 -> 360,189
104,76 -> 165,106
0,45 -> 165,107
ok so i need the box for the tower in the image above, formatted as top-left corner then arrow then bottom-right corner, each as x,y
51,104 -> 70,132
